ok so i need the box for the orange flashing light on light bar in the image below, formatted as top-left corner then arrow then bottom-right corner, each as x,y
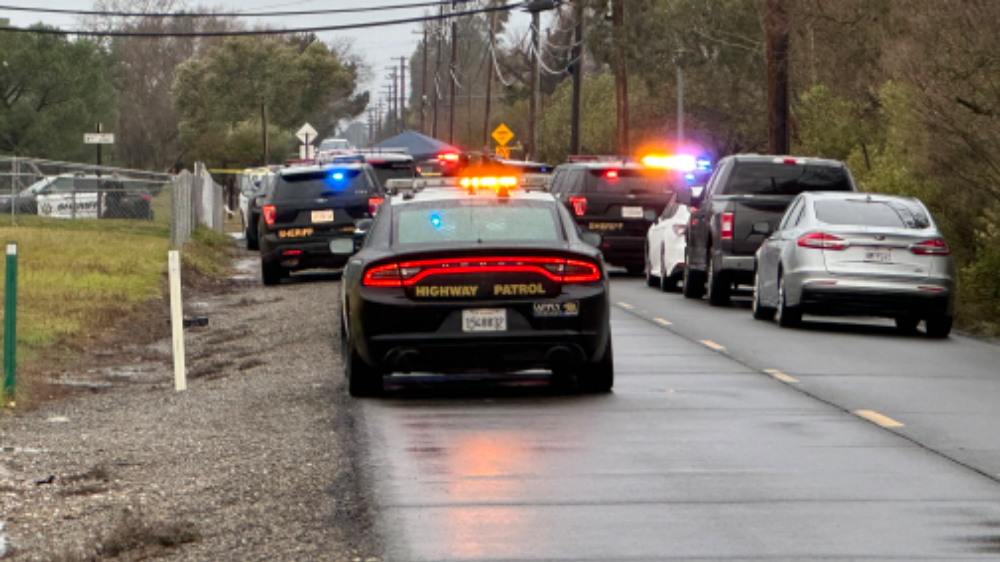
641,154 -> 698,172
363,257 -> 601,287
460,176 -> 518,190
438,153 -> 460,163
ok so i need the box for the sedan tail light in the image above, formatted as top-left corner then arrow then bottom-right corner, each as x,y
672,224 -> 687,237
363,257 -> 602,287
368,197 -> 384,216
569,197 -> 587,217
910,238 -> 950,255
720,212 -> 734,240
797,232 -> 848,250
263,204 -> 276,226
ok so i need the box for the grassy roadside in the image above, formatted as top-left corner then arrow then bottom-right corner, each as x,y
0,216 -> 232,406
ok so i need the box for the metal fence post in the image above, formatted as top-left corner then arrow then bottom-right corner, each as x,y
3,242 -> 17,401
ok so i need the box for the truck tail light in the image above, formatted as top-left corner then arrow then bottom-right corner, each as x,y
263,205 -> 276,226
569,197 -> 587,217
910,239 -> 950,255
797,232 -> 848,250
362,257 -> 601,287
720,212 -> 734,240
368,197 -> 384,216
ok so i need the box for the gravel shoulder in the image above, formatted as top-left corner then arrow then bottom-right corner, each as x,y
0,243 -> 382,561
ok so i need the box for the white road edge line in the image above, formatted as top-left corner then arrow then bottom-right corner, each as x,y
764,369 -> 799,383
700,340 -> 725,351
854,409 -> 905,428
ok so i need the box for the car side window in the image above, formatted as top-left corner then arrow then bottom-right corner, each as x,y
791,200 -> 807,227
661,200 -> 677,221
571,169 -> 587,194
549,171 -> 563,194
779,198 -> 804,231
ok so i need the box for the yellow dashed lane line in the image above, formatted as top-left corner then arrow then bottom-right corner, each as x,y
764,369 -> 799,383
854,410 -> 905,428
700,340 -> 725,351
654,318 -> 673,326
617,302 -> 635,309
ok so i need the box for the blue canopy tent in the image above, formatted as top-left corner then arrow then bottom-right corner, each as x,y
374,130 -> 458,161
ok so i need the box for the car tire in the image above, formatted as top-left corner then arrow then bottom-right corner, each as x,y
346,342 -> 383,397
706,249 -> 731,306
895,316 -> 920,334
660,268 -> 678,292
752,271 -> 776,321
683,263 -> 705,299
626,265 -> 645,277
578,340 -> 614,393
776,271 -> 802,328
246,225 -> 259,251
261,259 -> 283,286
644,252 -> 658,287
925,314 -> 953,339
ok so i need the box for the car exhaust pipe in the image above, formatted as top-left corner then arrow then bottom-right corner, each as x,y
546,346 -> 576,366
385,348 -> 421,373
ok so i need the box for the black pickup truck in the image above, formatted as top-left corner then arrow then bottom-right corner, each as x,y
678,155 -> 857,305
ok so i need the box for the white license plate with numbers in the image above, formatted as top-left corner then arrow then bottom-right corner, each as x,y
622,206 -> 644,218
462,309 -> 507,332
311,209 -> 334,223
864,249 -> 892,263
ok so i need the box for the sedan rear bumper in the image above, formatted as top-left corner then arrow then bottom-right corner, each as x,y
791,274 -> 955,318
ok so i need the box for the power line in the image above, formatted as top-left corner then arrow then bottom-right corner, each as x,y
0,2 -> 522,37
0,0 -> 474,19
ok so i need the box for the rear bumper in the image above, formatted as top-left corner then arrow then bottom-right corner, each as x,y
715,254 -> 755,285
789,272 -> 955,317
261,234 -> 355,270
597,235 -> 645,267
349,284 -> 611,373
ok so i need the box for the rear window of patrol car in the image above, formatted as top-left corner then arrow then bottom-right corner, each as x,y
393,200 -> 563,246
274,169 -> 370,201
586,169 -> 674,194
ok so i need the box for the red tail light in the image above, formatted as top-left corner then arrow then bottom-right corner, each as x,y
720,212 -> 734,240
911,238 -> 950,255
438,153 -> 460,163
569,197 -> 587,217
605,170 -> 619,179
797,232 -> 848,250
672,224 -> 687,237
362,257 -> 601,287
282,250 -> 302,257
368,197 -> 384,216
263,204 -> 276,226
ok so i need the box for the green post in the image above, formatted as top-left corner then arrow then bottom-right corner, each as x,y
3,242 -> 17,401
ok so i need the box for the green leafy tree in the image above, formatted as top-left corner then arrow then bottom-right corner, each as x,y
0,23 -> 117,160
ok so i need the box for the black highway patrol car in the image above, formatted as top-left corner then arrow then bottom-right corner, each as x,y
340,175 -> 613,396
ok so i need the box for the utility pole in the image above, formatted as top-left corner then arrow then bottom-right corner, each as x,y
569,1 -> 585,155
528,9 -> 540,160
376,99 -> 384,141
483,11 -> 498,151
398,56 -> 408,132
420,28 -> 429,134
675,51 -> 685,146
766,0 -> 790,155
385,68 -> 398,131
611,0 -> 629,156
448,0 -> 458,145
432,7 -> 443,139
261,104 -> 268,166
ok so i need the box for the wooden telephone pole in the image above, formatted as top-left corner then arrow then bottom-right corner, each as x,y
766,0 -> 790,155
611,0 -> 629,156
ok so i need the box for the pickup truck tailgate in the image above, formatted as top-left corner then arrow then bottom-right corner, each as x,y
725,195 -> 797,255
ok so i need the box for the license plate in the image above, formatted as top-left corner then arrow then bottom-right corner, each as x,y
462,309 -> 507,332
329,238 -> 354,254
311,210 -> 334,223
622,206 -> 644,218
865,249 -> 892,263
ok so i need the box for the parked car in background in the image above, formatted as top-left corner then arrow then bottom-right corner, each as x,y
0,173 -> 154,220
752,192 -> 955,337
238,167 -> 274,250
680,155 -> 857,305
645,191 -> 693,291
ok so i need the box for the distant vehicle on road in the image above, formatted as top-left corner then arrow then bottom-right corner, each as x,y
0,174 -> 154,220
549,159 -> 682,275
257,163 -> 384,285
752,192 -> 955,337
679,155 -> 858,305
644,191 -> 692,291
340,176 -> 612,397
325,151 -> 419,190
238,167 -> 273,250
318,138 -> 354,152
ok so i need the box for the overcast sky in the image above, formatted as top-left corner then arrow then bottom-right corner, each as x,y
1,0 -> 535,121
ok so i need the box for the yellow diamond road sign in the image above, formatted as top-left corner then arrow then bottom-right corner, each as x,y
492,124 -> 514,146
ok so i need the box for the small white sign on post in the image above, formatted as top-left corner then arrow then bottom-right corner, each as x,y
84,133 -> 115,145
296,124 -> 318,160
168,251 -> 187,392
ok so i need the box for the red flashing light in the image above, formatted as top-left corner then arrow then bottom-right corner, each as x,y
569,196 -> 587,217
605,170 -> 619,179
368,197 -> 384,216
362,257 -> 601,287
720,212 -> 734,240
282,250 -> 303,257
911,239 -> 950,255
263,204 -> 276,226
797,232 -> 848,250
438,153 -> 460,163
782,158 -> 799,165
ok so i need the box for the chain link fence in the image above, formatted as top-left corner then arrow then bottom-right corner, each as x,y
0,157 -> 224,247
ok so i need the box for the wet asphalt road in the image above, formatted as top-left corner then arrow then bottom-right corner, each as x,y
356,277 -> 1000,561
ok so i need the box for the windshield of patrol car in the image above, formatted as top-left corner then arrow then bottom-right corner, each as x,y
394,200 -> 562,246
371,162 -> 416,186
273,170 -> 369,201
726,163 -> 853,195
586,169 -> 675,194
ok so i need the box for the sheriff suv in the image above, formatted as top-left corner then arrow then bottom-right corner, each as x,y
257,163 -> 384,285
549,161 -> 680,274
679,155 -> 858,305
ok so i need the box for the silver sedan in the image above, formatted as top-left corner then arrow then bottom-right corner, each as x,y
752,192 -> 955,337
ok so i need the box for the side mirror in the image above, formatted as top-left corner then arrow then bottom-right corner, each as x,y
354,218 -> 374,236
751,221 -> 772,236
580,232 -> 602,248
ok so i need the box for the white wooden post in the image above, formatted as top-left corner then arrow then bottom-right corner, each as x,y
168,251 -> 187,391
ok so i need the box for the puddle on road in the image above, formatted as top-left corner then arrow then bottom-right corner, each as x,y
232,257 -> 257,281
